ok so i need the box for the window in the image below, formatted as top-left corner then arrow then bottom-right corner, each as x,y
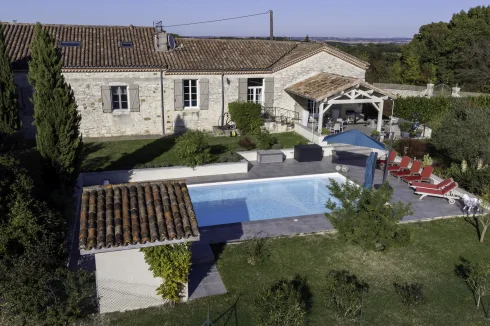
120,41 -> 133,48
60,41 -> 81,47
247,78 -> 263,104
183,79 -> 198,108
111,86 -> 128,110
307,99 -> 316,111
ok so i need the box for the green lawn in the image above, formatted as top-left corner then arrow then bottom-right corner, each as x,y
81,132 -> 307,172
100,218 -> 490,326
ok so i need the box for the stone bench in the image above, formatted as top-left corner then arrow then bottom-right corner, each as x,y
257,150 -> 284,164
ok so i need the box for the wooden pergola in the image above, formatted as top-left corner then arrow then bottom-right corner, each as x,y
285,72 -> 397,133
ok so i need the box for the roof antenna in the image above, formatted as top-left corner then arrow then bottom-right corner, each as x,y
153,21 -> 163,33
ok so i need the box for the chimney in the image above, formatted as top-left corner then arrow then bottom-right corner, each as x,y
154,30 -> 168,52
426,83 -> 434,97
452,86 -> 461,97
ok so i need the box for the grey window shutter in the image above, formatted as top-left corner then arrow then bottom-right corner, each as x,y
101,86 -> 112,113
238,78 -> 247,101
199,78 -> 209,110
129,85 -> 140,112
264,77 -> 274,108
174,80 -> 183,111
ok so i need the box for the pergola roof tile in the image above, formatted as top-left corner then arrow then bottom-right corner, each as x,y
285,72 -> 396,102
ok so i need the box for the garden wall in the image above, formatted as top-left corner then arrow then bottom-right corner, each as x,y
95,249 -> 188,314
80,161 -> 249,186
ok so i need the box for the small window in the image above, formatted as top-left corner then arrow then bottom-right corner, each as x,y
183,80 -> 198,108
247,78 -> 263,104
60,41 -> 81,47
120,41 -> 133,48
111,86 -> 129,110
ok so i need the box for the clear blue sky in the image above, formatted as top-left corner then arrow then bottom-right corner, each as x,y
1,0 -> 487,37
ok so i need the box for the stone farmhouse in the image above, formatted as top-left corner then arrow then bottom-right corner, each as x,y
4,22 -> 394,139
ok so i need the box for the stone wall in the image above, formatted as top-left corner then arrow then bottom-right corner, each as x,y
164,51 -> 366,134
65,72 -> 164,138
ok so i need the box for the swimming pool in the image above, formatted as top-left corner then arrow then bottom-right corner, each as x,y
188,173 -> 346,227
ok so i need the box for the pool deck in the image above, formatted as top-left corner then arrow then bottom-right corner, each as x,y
186,156 -> 465,244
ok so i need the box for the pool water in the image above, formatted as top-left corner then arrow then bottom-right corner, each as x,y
188,173 -> 345,227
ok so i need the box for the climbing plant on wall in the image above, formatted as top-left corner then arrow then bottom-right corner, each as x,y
141,243 -> 192,303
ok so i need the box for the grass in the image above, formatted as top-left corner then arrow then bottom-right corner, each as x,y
81,132 -> 307,172
98,218 -> 490,326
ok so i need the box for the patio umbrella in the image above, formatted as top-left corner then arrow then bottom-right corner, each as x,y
363,152 -> 378,189
322,129 -> 386,151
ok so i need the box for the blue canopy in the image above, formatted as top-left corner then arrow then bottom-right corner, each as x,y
363,152 -> 378,189
323,129 -> 386,151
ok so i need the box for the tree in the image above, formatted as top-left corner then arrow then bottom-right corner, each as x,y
456,39 -> 490,92
431,106 -> 490,167
455,258 -> 490,309
0,23 -> 21,135
326,180 -> 412,260
174,130 -> 211,168
325,270 -> 368,318
402,53 -> 422,84
304,34 -> 310,42
28,23 -> 82,191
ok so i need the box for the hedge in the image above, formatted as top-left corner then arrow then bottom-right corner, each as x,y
228,101 -> 263,134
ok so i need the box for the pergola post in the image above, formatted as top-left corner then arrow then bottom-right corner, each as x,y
317,103 -> 324,134
376,100 -> 384,132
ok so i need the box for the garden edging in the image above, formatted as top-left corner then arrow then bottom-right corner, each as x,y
79,160 -> 249,187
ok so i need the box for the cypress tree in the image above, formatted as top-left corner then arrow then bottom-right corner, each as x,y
28,23 -> 82,190
0,23 -> 21,135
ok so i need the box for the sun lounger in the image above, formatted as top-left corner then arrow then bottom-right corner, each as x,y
402,166 -> 433,184
387,156 -> 410,172
391,160 -> 422,179
410,177 -> 453,190
414,181 -> 459,204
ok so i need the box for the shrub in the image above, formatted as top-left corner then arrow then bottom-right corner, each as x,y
271,143 -> 282,150
217,151 -> 242,163
228,101 -> 264,134
238,137 -> 256,150
399,121 -> 412,132
246,237 -> 270,265
393,282 -> 426,307
174,130 -> 211,168
394,139 -> 428,159
321,127 -> 328,135
422,154 -> 433,167
254,275 -> 311,326
256,128 -> 276,150
141,244 -> 191,302
371,130 -> 380,136
325,270 -> 368,318
446,163 -> 490,196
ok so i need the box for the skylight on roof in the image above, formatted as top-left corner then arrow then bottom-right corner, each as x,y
120,41 -> 133,48
60,41 -> 81,47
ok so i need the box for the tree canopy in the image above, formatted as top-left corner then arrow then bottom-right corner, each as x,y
0,23 -> 21,135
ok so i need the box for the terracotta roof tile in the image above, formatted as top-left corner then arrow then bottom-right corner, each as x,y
79,180 -> 199,254
285,72 -> 396,102
2,22 -> 368,72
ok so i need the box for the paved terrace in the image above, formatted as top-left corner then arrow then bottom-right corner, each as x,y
186,155 -> 465,244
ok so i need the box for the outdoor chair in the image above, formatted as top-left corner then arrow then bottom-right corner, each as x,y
462,194 -> 482,214
391,160 -> 422,180
401,165 -> 433,184
413,181 -> 459,204
410,177 -> 453,190
333,123 -> 342,134
387,156 -> 410,172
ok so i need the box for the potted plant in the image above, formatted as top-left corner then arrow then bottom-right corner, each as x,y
399,122 -> 412,138
371,130 -> 380,140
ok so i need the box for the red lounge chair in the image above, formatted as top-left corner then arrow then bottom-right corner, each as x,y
411,177 -> 453,190
414,181 -> 459,204
402,166 -> 433,184
387,156 -> 410,172
377,151 -> 398,170
391,160 -> 422,178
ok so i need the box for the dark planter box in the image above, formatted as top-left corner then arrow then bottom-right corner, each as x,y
294,144 -> 323,162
